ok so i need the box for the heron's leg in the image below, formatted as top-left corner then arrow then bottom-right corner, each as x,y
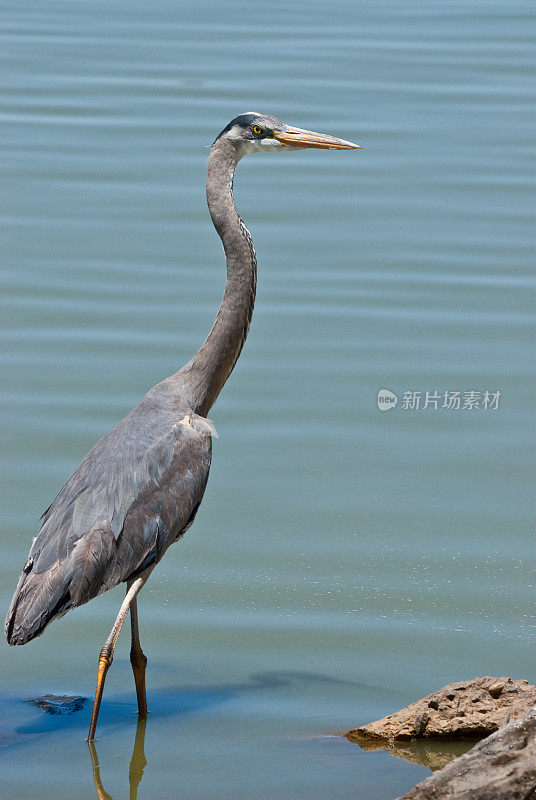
87,572 -> 151,742
129,593 -> 148,716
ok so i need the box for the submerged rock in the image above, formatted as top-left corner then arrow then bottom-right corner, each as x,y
395,708 -> 536,800
28,694 -> 87,715
347,676 -> 536,742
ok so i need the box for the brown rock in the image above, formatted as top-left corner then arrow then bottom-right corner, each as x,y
488,681 -> 505,698
413,712 -> 429,736
395,708 -> 536,799
347,676 -> 536,743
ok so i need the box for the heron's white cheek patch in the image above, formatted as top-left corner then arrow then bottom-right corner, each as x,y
240,139 -> 284,154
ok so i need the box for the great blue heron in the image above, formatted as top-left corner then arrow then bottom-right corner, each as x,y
5,113 -> 360,741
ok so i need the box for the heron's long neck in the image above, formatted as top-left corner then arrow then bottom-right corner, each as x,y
178,140 -> 256,417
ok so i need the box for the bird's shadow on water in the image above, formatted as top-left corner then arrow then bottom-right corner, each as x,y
1,683 -> 234,745
1,668 -> 365,746
0,669 -> 373,799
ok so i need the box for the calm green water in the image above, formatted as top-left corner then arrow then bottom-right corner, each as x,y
1,1 -> 535,798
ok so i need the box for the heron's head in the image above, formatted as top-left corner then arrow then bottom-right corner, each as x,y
213,112 -> 361,159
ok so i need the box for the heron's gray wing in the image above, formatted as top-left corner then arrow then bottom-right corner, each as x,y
5,409 -> 214,645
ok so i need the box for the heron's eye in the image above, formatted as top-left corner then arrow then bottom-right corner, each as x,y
252,125 -> 263,136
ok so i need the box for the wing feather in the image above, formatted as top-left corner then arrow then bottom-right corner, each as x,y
5,402 -> 214,645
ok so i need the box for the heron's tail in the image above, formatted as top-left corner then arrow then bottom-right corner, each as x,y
5,562 -> 72,646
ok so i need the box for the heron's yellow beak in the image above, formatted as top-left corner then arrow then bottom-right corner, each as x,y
272,125 -> 361,150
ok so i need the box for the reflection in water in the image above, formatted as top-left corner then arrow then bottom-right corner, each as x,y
349,732 -> 477,772
128,717 -> 148,800
88,717 -> 147,800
